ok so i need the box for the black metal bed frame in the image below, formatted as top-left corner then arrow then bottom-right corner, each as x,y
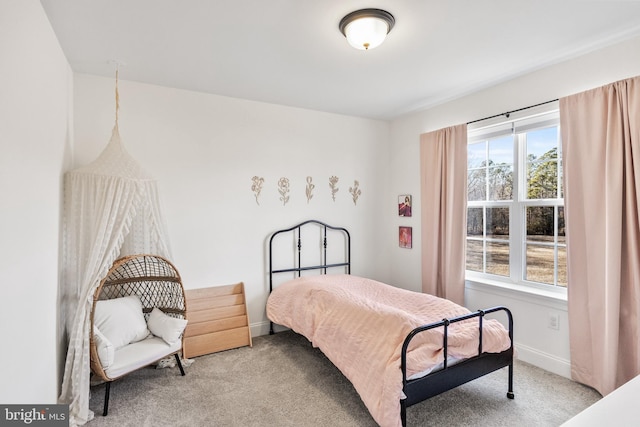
268,220 -> 514,426
400,307 -> 514,425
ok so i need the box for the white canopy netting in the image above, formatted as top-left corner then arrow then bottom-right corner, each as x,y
58,123 -> 172,426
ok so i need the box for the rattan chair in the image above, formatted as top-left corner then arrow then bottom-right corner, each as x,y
89,254 -> 187,416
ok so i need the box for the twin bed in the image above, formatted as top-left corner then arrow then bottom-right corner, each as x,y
266,220 -> 514,427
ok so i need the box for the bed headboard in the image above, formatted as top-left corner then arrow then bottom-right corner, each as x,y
268,219 -> 350,293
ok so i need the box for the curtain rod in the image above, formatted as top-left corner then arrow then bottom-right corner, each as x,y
466,98 -> 559,125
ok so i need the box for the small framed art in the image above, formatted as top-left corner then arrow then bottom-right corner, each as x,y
399,226 -> 412,249
398,195 -> 412,217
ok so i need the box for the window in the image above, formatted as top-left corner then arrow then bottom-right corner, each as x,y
466,106 -> 566,290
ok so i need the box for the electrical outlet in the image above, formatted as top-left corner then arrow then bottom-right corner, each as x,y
548,313 -> 560,330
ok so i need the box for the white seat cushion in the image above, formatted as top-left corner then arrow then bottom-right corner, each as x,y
104,336 -> 181,379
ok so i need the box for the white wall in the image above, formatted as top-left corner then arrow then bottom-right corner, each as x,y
388,34 -> 640,377
0,0 -> 72,404
72,74 -> 390,335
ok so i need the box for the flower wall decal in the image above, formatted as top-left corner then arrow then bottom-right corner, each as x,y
278,177 -> 290,206
250,175 -> 361,207
251,176 -> 264,205
349,180 -> 361,205
329,176 -> 339,201
305,176 -> 315,203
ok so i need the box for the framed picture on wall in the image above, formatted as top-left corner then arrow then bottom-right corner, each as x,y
399,226 -> 412,249
398,195 -> 412,217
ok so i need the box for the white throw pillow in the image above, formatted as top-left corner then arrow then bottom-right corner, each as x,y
147,307 -> 188,345
94,295 -> 150,350
93,326 -> 114,369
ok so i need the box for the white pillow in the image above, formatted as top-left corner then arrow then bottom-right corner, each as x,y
147,307 -> 188,345
94,295 -> 150,350
93,326 -> 114,369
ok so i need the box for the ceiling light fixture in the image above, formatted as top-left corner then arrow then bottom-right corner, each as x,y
339,8 -> 395,51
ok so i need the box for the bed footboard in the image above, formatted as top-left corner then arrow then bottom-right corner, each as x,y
400,306 -> 514,426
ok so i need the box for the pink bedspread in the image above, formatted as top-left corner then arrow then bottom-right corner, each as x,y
266,274 -> 511,427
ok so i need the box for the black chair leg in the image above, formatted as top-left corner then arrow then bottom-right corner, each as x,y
175,353 -> 185,376
507,362 -> 515,399
103,382 -> 111,416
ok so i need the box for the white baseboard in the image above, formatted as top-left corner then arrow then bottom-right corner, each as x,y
515,341 -> 571,379
251,320 -> 280,337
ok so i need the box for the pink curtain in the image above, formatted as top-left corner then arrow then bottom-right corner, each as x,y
420,124 -> 467,305
560,75 -> 640,396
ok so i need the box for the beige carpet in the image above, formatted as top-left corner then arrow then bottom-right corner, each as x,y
87,331 -> 600,426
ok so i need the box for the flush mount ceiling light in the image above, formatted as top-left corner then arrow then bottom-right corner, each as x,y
339,8 -> 395,50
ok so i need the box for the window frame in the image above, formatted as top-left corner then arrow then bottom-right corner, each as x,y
465,104 -> 566,295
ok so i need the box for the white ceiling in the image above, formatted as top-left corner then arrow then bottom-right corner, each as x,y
40,0 -> 640,120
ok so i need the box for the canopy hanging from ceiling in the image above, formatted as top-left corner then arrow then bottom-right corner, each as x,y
58,122 -> 172,425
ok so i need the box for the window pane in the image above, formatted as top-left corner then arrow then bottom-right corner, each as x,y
526,127 -> 557,158
526,206 -> 554,242
467,207 -> 483,236
468,141 -> 486,169
486,242 -> 509,276
488,136 -> 513,166
489,165 -> 513,200
558,246 -> 567,287
526,127 -> 559,199
468,168 -> 486,201
525,244 -> 554,284
527,159 -> 558,199
487,207 -> 509,239
466,240 -> 483,272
